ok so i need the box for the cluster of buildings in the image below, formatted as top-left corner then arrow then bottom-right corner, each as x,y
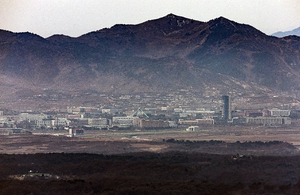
222,95 -> 291,125
0,95 -> 294,135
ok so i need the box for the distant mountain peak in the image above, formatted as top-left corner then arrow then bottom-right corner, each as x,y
207,16 -> 264,36
0,14 -> 300,99
166,13 -> 177,18
213,16 -> 229,21
111,13 -> 201,37
209,16 -> 237,26
152,13 -> 198,27
272,27 -> 300,37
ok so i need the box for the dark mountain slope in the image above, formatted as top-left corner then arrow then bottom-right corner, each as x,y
0,31 -> 60,83
0,14 -> 300,100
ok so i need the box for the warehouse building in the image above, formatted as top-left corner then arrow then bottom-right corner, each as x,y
246,116 -> 291,125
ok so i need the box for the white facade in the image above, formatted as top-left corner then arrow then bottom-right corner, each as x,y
186,126 -> 200,131
102,109 -> 123,114
41,119 -> 55,128
112,116 -> 138,125
269,109 -> 290,117
178,118 -> 214,125
54,118 -> 70,126
246,117 -> 291,125
88,118 -> 108,126
18,113 -> 46,122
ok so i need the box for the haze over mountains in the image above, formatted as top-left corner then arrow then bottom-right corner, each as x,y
272,27 -> 300,38
1,14 -> 300,102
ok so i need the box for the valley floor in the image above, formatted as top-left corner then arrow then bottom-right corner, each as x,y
1,126 -> 300,155
1,126 -> 300,194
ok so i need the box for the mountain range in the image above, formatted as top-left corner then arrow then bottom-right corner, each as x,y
272,27 -> 300,37
1,14 -> 300,104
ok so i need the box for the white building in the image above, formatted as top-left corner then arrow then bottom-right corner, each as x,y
112,116 -> 138,125
88,118 -> 111,128
269,109 -> 290,117
186,126 -> 200,131
39,118 -> 55,128
178,118 -> 214,125
102,109 -> 123,114
54,118 -> 70,127
246,117 -> 291,125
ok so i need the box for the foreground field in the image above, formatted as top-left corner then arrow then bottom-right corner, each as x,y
1,126 -> 300,194
1,152 -> 300,194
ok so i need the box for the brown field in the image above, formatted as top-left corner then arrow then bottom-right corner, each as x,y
1,125 -> 300,155
1,126 -> 300,194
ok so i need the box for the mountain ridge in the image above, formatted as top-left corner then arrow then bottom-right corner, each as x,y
272,27 -> 300,38
0,14 -> 300,103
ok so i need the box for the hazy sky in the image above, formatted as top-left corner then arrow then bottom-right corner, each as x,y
0,0 -> 300,38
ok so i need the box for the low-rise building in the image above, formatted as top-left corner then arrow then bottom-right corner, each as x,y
67,114 -> 82,120
54,118 -> 70,127
112,116 -> 138,125
0,118 -> 5,128
102,109 -> 123,115
69,128 -> 84,136
268,109 -> 291,117
88,118 -> 111,128
69,118 -> 89,127
244,110 -> 264,117
178,118 -> 214,125
246,116 -> 291,125
133,118 -> 169,129
186,126 -> 200,131
41,118 -> 55,128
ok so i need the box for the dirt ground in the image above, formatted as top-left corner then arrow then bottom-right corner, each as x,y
1,126 -> 300,194
1,125 -> 300,155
